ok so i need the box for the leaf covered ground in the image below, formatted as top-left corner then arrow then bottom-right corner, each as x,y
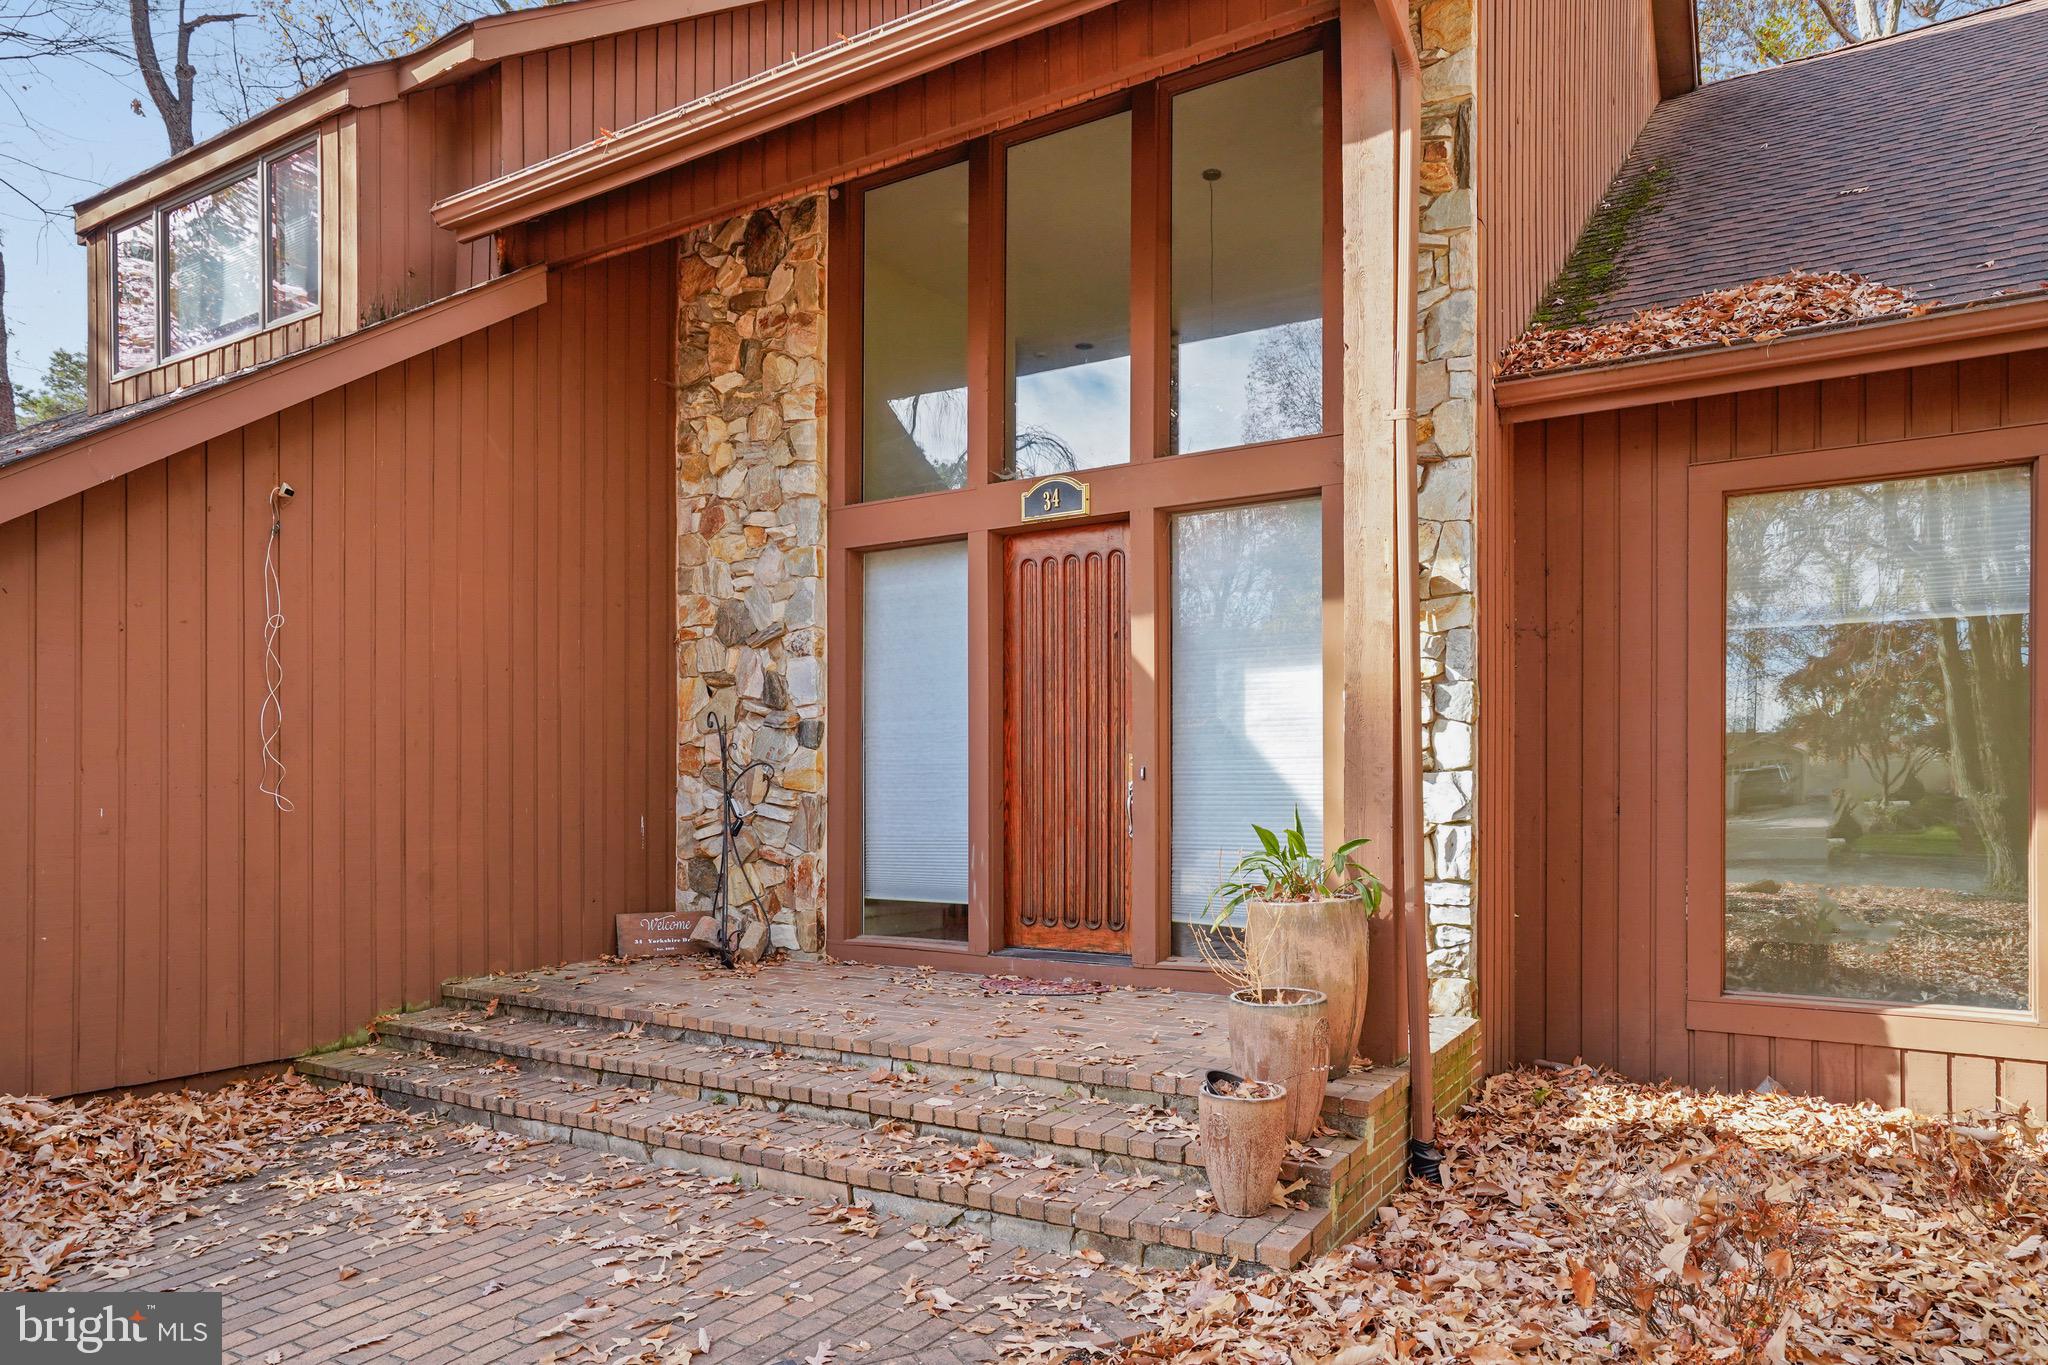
1107,1067 -> 2048,1363
1499,271 -> 1928,378
1,1075 -> 415,1290
7,1065 -> 2047,1362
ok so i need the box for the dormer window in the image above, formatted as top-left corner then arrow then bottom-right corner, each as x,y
111,141 -> 321,374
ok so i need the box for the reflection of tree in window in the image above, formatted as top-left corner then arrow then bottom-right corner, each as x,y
114,224 -> 156,371
167,174 -> 262,353
268,147 -> 321,318
1723,469 -> 2030,1009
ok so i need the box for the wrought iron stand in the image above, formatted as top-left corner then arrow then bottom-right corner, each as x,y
705,712 -> 775,968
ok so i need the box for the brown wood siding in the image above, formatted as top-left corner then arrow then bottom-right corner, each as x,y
1,248 -> 677,1098
353,74 -> 503,320
498,0 -> 949,173
1472,0 -> 1663,1073
506,0 -> 1338,270
1503,348 -> 2048,1114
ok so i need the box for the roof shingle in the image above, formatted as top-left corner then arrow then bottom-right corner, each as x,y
1546,0 -> 2048,332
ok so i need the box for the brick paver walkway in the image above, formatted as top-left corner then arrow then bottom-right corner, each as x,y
55,1103 -> 1140,1364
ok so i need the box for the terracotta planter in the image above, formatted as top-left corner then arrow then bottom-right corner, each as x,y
1245,897 -> 1370,1079
1226,986 -> 1329,1140
1197,1069 -> 1290,1217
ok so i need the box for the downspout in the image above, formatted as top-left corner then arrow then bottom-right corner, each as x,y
1367,0 -> 1441,1178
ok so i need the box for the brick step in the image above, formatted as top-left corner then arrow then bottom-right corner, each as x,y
299,1043 -> 1333,1270
441,968 -> 1403,1128
372,1006 -> 1367,1199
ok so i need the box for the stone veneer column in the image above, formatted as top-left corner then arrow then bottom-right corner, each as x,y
1414,0 -> 1477,1018
673,196 -> 830,955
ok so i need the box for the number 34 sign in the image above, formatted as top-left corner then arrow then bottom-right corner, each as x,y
1019,475 -> 1091,523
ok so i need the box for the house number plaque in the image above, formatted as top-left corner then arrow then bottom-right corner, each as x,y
1020,475 -> 1091,523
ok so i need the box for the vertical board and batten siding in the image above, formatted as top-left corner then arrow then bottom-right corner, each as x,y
0,248 -> 677,1098
1505,350 -> 2048,1114
1471,0 -> 1663,1073
506,0 -> 1340,270
351,74 -> 503,319
498,0 -> 948,172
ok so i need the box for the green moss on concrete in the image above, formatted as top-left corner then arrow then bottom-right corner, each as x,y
1529,160 -> 1671,330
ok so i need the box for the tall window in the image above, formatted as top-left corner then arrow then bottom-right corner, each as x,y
110,141 -> 322,373
1170,498 -> 1324,955
861,163 -> 970,499
1171,53 -> 1325,454
1005,113 -> 1133,478
862,542 -> 971,940
1723,469 -> 2031,1011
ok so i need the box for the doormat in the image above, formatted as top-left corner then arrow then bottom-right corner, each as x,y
979,974 -> 1109,996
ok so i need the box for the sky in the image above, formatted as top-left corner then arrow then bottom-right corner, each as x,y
3,36 -> 233,393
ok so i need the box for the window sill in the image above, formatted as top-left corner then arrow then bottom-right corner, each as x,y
1687,993 -> 2048,1063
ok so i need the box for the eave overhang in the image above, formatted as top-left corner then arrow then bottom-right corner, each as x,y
1492,294 -> 2048,425
0,267 -> 549,526
430,0 -> 1125,243
73,0 -> 761,238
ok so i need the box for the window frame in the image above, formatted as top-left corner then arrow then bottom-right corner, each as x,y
824,30 -> 1344,975
109,136 -> 323,378
1685,427 -> 2048,1063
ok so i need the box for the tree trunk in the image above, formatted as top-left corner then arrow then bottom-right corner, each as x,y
0,244 -> 16,438
1935,614 -> 2029,898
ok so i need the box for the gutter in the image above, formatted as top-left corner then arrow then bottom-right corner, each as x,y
1493,293 -> 2048,424
1365,0 -> 1439,1173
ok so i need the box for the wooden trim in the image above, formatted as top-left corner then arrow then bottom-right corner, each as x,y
1683,427 -> 2048,1065
825,32 -> 1346,968
1,268 -> 549,526
77,86 -> 376,236
433,0 -> 1129,242
1495,297 -> 2048,425
75,0 -> 777,234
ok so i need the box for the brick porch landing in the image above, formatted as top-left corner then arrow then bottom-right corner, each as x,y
304,958 -> 1479,1272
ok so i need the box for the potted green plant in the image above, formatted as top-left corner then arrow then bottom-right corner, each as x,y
1206,811 -> 1384,1080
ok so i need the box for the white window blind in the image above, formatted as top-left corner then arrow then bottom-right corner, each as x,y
1170,498 -> 1324,924
1728,468 -> 2031,630
862,542 -> 971,905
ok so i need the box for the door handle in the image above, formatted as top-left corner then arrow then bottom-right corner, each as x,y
1125,754 -> 1135,839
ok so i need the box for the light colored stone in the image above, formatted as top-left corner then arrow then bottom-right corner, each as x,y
1417,457 -> 1471,521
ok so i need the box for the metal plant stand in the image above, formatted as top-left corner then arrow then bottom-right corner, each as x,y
706,712 -> 775,968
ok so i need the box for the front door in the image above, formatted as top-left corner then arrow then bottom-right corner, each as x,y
1003,523 -> 1131,952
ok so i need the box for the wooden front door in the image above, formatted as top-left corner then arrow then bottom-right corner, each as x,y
1003,523 -> 1131,953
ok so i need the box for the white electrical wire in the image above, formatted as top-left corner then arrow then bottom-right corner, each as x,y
259,485 -> 295,813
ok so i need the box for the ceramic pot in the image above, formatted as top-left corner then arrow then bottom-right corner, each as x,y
1226,986 -> 1329,1140
1245,897 -> 1369,1079
1197,1069 -> 1290,1217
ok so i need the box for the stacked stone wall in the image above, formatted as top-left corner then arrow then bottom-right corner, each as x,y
673,197 -> 830,956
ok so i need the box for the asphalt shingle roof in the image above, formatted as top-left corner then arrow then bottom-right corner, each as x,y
1555,0 -> 2048,329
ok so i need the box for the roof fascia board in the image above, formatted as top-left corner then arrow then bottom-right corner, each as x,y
75,0 -> 766,230
74,74 -> 394,236
0,267 -> 549,526
1493,296 -> 2048,425
433,0 -> 1123,242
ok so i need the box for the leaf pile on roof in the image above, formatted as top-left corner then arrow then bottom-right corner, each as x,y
1499,270 -> 1930,378
1,1074 -> 413,1290
1106,1065 -> 2048,1363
